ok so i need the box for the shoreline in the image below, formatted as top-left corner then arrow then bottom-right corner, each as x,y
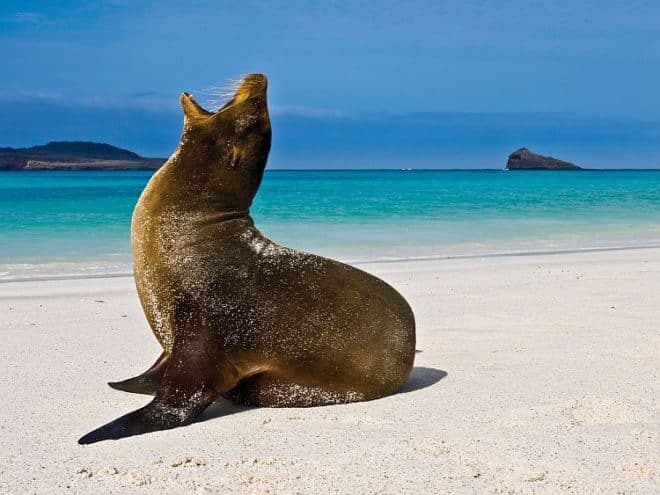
4,242 -> 660,284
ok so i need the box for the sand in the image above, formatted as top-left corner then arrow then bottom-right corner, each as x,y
0,248 -> 658,494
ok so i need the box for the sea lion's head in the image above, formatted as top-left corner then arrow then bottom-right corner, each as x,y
172,73 -> 271,212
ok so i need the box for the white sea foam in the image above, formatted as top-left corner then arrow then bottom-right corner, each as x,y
4,241 -> 660,283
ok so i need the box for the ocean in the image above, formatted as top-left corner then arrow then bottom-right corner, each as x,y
2,169 -> 660,281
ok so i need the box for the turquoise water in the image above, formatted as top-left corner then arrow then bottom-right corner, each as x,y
2,169 -> 660,280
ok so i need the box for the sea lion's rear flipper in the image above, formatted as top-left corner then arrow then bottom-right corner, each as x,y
79,334 -> 236,444
108,350 -> 170,395
77,386 -> 217,445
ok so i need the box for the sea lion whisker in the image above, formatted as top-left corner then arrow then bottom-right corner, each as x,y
199,80 -> 247,111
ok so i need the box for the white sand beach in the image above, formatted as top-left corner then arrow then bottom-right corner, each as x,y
1,248 -> 658,494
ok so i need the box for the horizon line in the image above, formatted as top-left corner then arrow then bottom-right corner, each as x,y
6,167 -> 660,172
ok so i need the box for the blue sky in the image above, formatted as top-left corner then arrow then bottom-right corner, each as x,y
1,1 -> 659,168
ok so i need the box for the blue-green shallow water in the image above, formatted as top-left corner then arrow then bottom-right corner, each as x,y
2,169 -> 660,280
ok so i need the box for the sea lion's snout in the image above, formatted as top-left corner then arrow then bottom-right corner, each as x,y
179,74 -> 268,120
238,73 -> 267,92
226,73 -> 268,106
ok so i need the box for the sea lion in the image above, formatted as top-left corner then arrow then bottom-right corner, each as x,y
79,74 -> 415,444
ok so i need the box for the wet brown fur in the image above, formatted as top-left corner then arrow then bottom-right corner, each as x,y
79,74 -> 415,444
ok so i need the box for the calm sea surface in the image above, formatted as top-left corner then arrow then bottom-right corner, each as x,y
2,169 -> 660,280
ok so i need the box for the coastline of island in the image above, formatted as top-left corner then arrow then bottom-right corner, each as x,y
0,141 -> 165,171
506,147 -> 582,170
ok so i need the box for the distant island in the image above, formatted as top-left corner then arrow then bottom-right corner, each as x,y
506,147 -> 582,170
0,141 -> 165,170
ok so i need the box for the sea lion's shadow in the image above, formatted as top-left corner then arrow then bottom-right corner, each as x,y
199,366 -> 447,422
199,400 -> 252,422
399,366 -> 447,394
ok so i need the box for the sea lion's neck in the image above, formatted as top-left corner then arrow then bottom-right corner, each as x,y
201,209 -> 251,224
143,161 -> 258,220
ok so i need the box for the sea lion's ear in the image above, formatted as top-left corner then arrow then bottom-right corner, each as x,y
180,93 -> 213,120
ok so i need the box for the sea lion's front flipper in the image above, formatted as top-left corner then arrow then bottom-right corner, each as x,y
108,350 -> 170,395
79,333 -> 238,444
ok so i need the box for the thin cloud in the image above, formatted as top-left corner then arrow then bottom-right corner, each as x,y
125,91 -> 161,98
4,12 -> 44,24
0,90 -> 178,112
270,105 -> 346,118
0,90 -> 65,103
